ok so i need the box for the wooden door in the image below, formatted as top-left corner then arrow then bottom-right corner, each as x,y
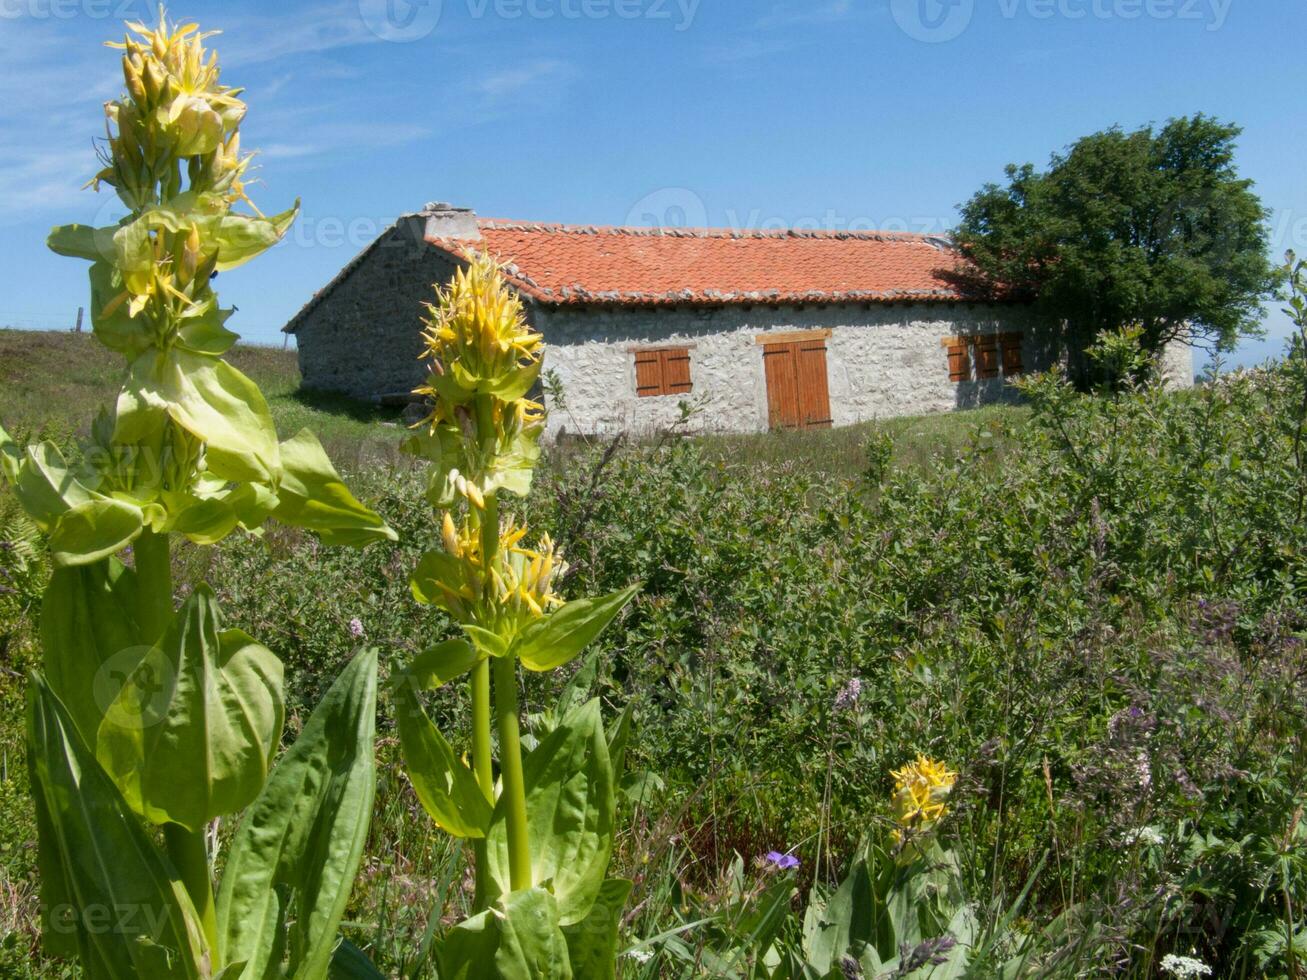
763,338 -> 832,430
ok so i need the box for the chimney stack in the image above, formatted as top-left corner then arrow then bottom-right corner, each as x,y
420,202 -> 480,241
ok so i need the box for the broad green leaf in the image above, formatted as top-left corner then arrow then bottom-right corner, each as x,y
41,558 -> 145,747
0,421 -> 20,483
176,301 -> 240,356
217,649 -> 378,980
47,222 -> 118,263
12,441 -> 99,530
392,640 -> 492,838
802,847 -> 875,976
272,429 -> 396,546
512,585 -> 640,673
27,674 -> 207,978
606,703 -> 634,781
117,348 -> 280,483
88,262 -> 152,357
563,878 -> 631,980
409,548 -> 463,606
329,939 -> 386,979
96,586 -> 284,830
438,888 -> 573,980
50,497 -> 145,566
486,700 -> 616,926
198,204 -> 300,271
169,494 -> 240,545
463,624 -> 510,659
484,357 -> 543,403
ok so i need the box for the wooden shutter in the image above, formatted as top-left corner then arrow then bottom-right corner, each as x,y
763,340 -> 831,430
633,350 -> 663,396
661,348 -> 693,394
796,339 -> 833,428
947,342 -> 970,382
976,336 -> 1000,379
1001,333 -> 1024,375
633,347 -> 692,397
763,343 -> 801,428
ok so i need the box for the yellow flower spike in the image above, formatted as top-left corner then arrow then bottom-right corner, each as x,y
890,756 -> 957,839
441,512 -> 460,556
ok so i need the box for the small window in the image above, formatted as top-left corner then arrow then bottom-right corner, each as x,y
633,347 -> 693,397
944,332 -> 1024,383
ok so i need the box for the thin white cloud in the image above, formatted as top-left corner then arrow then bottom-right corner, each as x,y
473,59 -> 577,102
753,0 -> 860,31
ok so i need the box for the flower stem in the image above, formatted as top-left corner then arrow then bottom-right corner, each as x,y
133,528 -> 174,645
163,823 -> 218,958
470,661 -> 494,802
493,653 -> 532,892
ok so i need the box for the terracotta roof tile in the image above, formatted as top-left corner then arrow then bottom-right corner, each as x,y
432,220 -> 970,308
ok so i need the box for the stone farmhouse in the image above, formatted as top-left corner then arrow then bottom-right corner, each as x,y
284,203 -> 1192,436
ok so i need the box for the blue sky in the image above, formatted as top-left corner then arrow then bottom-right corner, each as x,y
0,0 -> 1303,368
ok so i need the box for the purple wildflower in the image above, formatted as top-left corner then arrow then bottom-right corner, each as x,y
348,617 -> 365,639
764,851 -> 800,870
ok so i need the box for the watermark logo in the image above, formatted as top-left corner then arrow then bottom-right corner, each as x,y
891,0 -> 975,42
624,187 -> 709,229
359,0 -> 444,42
94,646 -> 174,730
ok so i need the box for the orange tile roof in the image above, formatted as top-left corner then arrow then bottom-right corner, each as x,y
431,220 -> 971,308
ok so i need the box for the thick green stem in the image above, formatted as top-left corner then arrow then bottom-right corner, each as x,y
132,528 -> 174,645
493,653 -> 532,893
164,823 -> 218,958
470,660 -> 494,802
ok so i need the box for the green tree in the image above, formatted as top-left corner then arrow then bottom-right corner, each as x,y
953,115 -> 1276,380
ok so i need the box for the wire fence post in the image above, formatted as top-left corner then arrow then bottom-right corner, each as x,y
74,307 -> 84,333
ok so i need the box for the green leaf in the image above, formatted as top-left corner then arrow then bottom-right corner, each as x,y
463,624 -> 511,659
512,585 -> 640,673
47,222 -> 118,263
272,429 -> 396,546
562,878 -> 631,980
392,640 -> 492,838
88,262 -> 152,357
169,494 -> 240,545
199,204 -> 300,272
606,703 -> 634,781
217,648 -> 378,980
176,301 -> 239,356
50,497 -> 145,566
11,441 -> 99,530
486,700 -> 616,926
41,558 -> 145,748
0,421 -> 20,484
409,547 -> 463,606
27,673 -> 207,978
117,348 -> 280,484
438,888 -> 573,980
329,939 -> 386,979
96,586 -> 284,831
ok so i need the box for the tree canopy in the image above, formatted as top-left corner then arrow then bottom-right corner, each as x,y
953,115 -> 1276,375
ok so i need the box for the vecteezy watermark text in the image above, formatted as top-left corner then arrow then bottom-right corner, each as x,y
892,0 -> 1233,43
360,0 -> 698,42
0,0 -> 146,19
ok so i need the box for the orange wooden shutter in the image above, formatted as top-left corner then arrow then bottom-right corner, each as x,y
947,343 -> 969,382
796,339 -> 832,428
976,336 -> 1000,379
1001,333 -> 1024,375
763,343 -> 801,428
634,350 -> 663,397
660,348 -> 693,394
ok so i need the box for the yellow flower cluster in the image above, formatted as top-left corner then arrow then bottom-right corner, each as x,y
890,756 -> 957,843
428,513 -> 567,631
102,10 -> 251,209
418,255 -> 543,404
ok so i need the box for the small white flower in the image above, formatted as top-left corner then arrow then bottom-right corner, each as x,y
1160,953 -> 1212,978
1123,825 -> 1165,847
625,948 -> 653,964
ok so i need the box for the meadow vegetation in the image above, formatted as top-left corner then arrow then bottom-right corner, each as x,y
2,314 -> 1304,975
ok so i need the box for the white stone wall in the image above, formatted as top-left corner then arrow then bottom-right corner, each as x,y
536,303 -> 1046,437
